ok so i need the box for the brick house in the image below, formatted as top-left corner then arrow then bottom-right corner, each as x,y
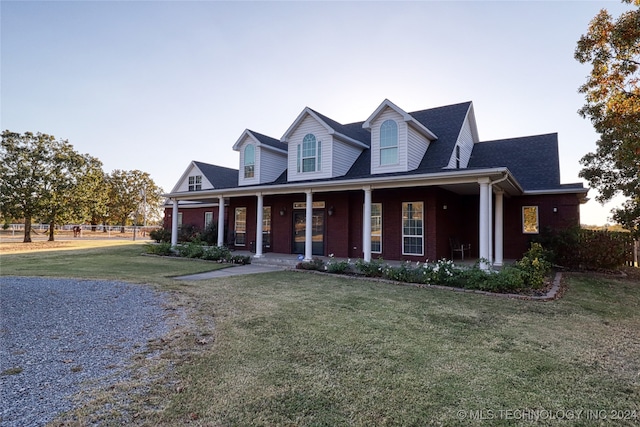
164,99 -> 588,269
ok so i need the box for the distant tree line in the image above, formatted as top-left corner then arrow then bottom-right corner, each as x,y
0,130 -> 163,243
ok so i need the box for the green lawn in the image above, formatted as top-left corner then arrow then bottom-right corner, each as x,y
2,245 -> 639,426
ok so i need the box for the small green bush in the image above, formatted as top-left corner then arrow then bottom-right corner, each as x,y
296,257 -> 325,271
202,245 -> 232,261
199,222 -> 219,246
515,243 -> 552,288
326,260 -> 351,274
487,266 -> 526,292
144,242 -> 174,256
149,228 -> 171,243
454,267 -> 490,290
178,224 -> 200,243
177,241 -> 205,258
355,258 -> 387,277
383,262 -> 414,282
534,226 -> 632,270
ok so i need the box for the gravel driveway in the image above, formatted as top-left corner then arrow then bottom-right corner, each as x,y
0,277 -> 175,426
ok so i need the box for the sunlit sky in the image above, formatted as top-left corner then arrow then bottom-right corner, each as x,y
2,0 -> 633,225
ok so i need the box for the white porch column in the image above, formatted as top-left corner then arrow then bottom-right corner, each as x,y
304,190 -> 313,261
217,195 -> 225,247
488,184 -> 494,266
255,193 -> 264,258
494,189 -> 504,267
478,178 -> 491,270
362,186 -> 372,262
171,199 -> 179,247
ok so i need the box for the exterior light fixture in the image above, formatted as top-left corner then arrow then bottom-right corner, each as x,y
328,206 -> 335,216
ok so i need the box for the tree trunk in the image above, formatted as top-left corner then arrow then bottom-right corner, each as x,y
91,220 -> 97,232
23,216 -> 32,243
48,220 -> 55,241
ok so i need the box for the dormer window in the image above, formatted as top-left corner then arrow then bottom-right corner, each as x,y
188,175 -> 202,191
380,120 -> 398,165
244,144 -> 255,178
297,133 -> 322,173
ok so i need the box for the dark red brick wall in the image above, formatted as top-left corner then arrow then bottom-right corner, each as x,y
163,206 -> 219,231
164,190 -> 582,262
503,193 -> 581,259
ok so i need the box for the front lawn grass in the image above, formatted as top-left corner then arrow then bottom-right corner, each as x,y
2,246 -> 638,426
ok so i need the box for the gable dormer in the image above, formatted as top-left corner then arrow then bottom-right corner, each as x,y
363,99 -> 437,174
170,161 -> 215,193
445,102 -> 479,169
281,107 -> 368,182
233,130 -> 287,186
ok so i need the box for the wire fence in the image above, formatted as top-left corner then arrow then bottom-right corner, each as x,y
1,223 -> 162,240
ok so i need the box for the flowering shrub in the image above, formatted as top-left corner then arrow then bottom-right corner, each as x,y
294,245 -> 553,294
515,243 -> 552,288
326,255 -> 352,274
429,259 -> 457,285
202,245 -> 232,261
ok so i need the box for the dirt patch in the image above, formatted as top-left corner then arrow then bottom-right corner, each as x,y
0,241 -> 72,253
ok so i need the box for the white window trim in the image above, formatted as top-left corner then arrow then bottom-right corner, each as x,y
380,119 -> 399,166
299,134 -> 322,173
402,202 -> 424,256
244,144 -> 255,179
188,175 -> 202,191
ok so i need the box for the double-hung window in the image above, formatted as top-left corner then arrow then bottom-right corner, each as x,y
402,202 -> 423,255
371,203 -> 382,253
297,133 -> 321,173
204,212 -> 213,228
380,120 -> 398,165
188,175 -> 202,191
244,144 -> 255,178
234,207 -> 247,246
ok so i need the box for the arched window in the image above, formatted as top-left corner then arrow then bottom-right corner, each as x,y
380,120 -> 398,165
244,144 -> 255,178
298,133 -> 321,173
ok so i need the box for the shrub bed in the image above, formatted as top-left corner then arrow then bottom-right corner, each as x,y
296,243 -> 553,294
144,241 -> 249,265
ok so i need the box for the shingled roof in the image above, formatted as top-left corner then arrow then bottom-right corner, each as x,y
468,133 -> 561,191
249,130 -> 287,151
193,161 -> 238,189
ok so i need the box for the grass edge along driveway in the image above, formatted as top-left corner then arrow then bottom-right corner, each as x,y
1,244 -> 639,426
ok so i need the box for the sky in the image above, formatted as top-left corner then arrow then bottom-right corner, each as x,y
1,0 -> 633,225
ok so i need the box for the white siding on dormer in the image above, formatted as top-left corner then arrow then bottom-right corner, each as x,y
287,115 -> 332,182
175,164 -> 214,192
407,126 -> 430,171
370,108 -> 408,174
260,148 -> 287,183
237,135 -> 287,186
332,138 -> 363,176
445,114 -> 474,169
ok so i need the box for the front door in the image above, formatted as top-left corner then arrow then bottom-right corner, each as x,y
293,210 -> 324,255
